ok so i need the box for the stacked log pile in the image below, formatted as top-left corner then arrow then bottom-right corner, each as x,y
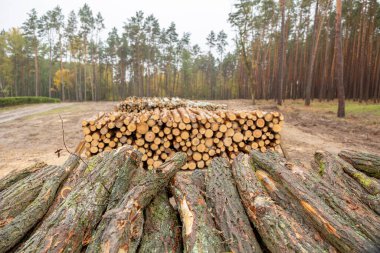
1,146 -> 379,252
83,101 -> 284,170
116,96 -> 227,112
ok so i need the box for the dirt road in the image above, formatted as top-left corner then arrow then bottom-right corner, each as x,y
0,100 -> 379,177
0,103 -> 70,124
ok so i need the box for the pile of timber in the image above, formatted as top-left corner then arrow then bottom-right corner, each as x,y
82,108 -> 283,170
1,144 -> 379,253
116,96 -> 227,112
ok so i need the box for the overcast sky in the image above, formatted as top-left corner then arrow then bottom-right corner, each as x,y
0,0 -> 236,51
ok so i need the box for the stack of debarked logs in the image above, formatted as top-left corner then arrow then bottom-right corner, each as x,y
0,144 -> 379,252
82,105 -> 284,170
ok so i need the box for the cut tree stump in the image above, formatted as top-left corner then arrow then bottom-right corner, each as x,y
205,157 -> 262,253
250,149 -> 380,252
138,191 -> 182,253
232,154 -> 329,253
170,172 -> 226,253
86,152 -> 186,253
15,146 -> 135,253
339,150 -> 380,178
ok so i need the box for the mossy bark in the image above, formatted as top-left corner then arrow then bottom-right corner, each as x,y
85,150 -> 142,252
250,150 -> 380,252
0,161 -> 46,192
15,146 -> 134,253
205,157 -> 262,253
339,150 -> 380,178
0,165 -> 59,227
313,151 -> 380,244
319,155 -> 380,215
138,190 -> 182,253
87,152 -> 186,253
170,171 -> 226,253
340,160 -> 380,195
232,154 -> 329,253
0,153 -> 82,253
254,168 -> 335,252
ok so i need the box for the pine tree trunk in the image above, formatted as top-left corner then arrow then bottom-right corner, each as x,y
0,149 -> 83,252
312,151 -> 380,243
335,0 -> 345,117
253,168 -> 335,252
15,146 -> 134,253
170,171 -> 226,253
249,150 -> 380,252
339,150 -> 380,178
86,152 -> 186,253
0,162 -> 46,192
232,154 -> 329,253
34,45 -> 39,97
277,0 -> 285,105
85,150 -> 142,252
138,191 -> 182,253
0,165 -> 60,225
205,157 -> 262,253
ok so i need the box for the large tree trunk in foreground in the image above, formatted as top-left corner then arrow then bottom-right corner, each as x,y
250,150 -> 380,252
232,154 -> 328,253
253,168 -> 334,252
0,162 -> 46,192
339,150 -> 380,178
205,157 -> 262,253
0,165 -> 59,225
312,151 -> 380,243
85,150 -> 142,252
138,191 -> 182,253
86,152 -> 186,253
170,172 -> 226,253
0,144 -> 84,253
16,146 -> 134,253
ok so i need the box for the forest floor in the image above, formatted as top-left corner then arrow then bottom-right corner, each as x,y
0,99 -> 379,177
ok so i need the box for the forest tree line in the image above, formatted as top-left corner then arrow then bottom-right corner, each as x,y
0,0 -> 379,104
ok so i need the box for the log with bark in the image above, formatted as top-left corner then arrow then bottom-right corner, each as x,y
0,142 -> 85,253
232,154 -> 331,253
138,190 -> 182,253
249,149 -> 380,252
2,139 -> 380,253
15,145 -> 136,253
84,149 -> 142,252
170,171 -> 226,253
338,150 -> 380,178
86,152 -> 186,253
205,157 -> 262,253
0,161 -> 47,192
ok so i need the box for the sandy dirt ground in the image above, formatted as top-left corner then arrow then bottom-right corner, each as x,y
0,100 -> 379,178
